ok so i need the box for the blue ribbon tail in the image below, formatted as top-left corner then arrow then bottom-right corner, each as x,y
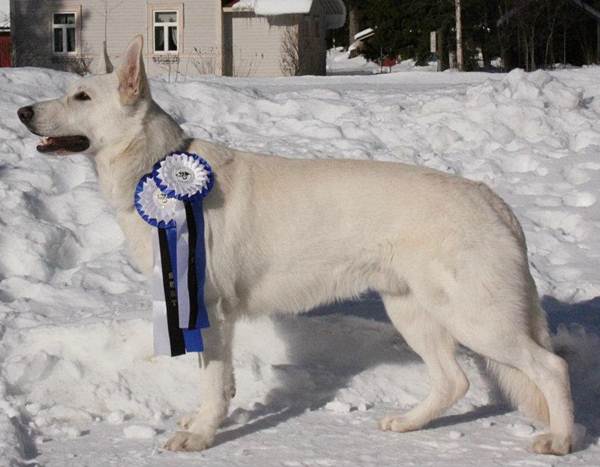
192,199 -> 211,330
183,329 -> 205,352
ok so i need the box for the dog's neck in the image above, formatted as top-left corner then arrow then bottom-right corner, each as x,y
95,100 -> 186,213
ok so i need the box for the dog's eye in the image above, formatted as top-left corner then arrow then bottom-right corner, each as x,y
74,91 -> 91,101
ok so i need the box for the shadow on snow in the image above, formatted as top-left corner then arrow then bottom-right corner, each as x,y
215,293 -> 600,448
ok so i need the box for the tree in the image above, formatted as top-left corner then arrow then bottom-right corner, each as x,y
331,0 -> 600,71
456,0 -> 464,70
347,0 -> 363,45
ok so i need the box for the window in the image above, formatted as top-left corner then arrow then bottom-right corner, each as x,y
53,13 -> 77,54
154,11 -> 178,53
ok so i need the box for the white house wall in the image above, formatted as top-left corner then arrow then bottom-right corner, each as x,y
11,0 -> 336,77
11,0 -> 222,77
224,12 -> 299,77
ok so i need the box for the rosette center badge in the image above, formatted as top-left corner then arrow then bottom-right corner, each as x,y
155,190 -> 171,207
155,152 -> 213,201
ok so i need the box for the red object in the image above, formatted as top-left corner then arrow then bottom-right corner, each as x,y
0,32 -> 11,67
382,57 -> 397,68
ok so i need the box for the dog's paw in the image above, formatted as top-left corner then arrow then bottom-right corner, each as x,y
531,433 -> 572,456
378,415 -> 419,433
177,414 -> 194,430
163,431 -> 213,452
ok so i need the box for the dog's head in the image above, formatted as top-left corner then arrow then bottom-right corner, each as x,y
17,36 -> 150,155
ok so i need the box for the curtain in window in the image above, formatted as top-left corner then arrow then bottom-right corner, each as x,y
66,28 -> 76,52
155,27 -> 165,51
156,12 -> 177,23
168,26 -> 177,51
54,29 -> 63,53
54,13 -> 75,25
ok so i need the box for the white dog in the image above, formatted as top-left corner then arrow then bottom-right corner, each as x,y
18,36 -> 574,456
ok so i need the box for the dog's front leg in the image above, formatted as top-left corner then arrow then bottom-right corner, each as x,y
164,306 -> 234,452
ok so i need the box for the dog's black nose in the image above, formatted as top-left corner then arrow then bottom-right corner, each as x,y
17,106 -> 34,124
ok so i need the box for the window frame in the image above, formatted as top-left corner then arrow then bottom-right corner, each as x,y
52,11 -> 79,56
153,9 -> 180,54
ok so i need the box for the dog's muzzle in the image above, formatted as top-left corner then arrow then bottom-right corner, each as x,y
17,106 -> 91,155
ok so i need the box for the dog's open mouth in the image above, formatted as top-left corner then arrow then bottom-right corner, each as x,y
37,136 -> 90,154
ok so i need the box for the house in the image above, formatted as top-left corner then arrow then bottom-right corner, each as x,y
0,3 -> 9,67
0,25 -> 9,67
9,0 -> 346,77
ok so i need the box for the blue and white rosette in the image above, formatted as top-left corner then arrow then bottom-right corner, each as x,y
135,152 -> 214,357
135,174 -> 180,229
154,152 -> 214,202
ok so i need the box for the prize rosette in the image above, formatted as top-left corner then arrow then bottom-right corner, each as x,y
135,174 -> 182,229
134,151 -> 214,357
153,152 -> 214,202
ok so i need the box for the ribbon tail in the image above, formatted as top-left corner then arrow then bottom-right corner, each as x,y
161,227 -> 186,356
192,199 -> 210,329
175,206 -> 191,329
151,232 -> 172,356
182,201 -> 204,352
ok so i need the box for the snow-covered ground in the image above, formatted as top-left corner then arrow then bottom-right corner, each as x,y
327,47 -> 438,75
1,65 -> 600,466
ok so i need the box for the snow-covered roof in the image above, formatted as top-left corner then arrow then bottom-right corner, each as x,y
227,0 -> 346,29
354,28 -> 375,41
0,0 -> 9,29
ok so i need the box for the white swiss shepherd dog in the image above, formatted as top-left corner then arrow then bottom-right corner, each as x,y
18,36 -> 574,456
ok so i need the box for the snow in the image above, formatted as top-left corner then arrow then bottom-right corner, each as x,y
354,27 -> 375,41
0,0 -> 8,28
123,425 -> 157,440
232,0 -> 346,29
233,0 -> 313,14
255,0 -> 313,15
1,63 -> 600,466
327,48 -> 438,75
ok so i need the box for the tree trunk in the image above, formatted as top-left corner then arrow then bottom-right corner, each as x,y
455,0 -> 464,71
597,21 -> 600,63
545,23 -> 556,67
348,6 -> 361,46
530,27 -> 536,70
563,24 -> 567,64
523,27 -> 529,70
438,27 -> 449,70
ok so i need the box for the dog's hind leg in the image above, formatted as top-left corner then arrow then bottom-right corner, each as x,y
164,303 -> 235,452
438,302 -> 574,455
379,294 -> 469,433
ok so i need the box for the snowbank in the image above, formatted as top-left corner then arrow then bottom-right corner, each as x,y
0,66 -> 599,465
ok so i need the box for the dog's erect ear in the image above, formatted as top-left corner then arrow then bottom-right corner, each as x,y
95,41 -> 114,74
117,35 -> 149,105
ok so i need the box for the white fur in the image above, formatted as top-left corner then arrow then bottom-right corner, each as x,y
20,36 -> 575,455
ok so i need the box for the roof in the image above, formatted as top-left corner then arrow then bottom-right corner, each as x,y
354,27 -> 375,41
224,0 -> 346,29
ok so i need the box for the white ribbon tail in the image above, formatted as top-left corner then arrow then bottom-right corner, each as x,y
174,207 -> 191,329
151,232 -> 172,356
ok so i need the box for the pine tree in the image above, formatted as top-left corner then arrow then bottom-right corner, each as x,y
330,0 -> 600,70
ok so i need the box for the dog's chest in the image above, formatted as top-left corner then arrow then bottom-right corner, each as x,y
95,154 -> 143,211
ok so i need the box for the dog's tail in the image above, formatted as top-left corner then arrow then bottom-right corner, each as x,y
486,303 -> 551,424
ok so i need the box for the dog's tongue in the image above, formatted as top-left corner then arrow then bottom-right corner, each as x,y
37,136 -> 90,154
